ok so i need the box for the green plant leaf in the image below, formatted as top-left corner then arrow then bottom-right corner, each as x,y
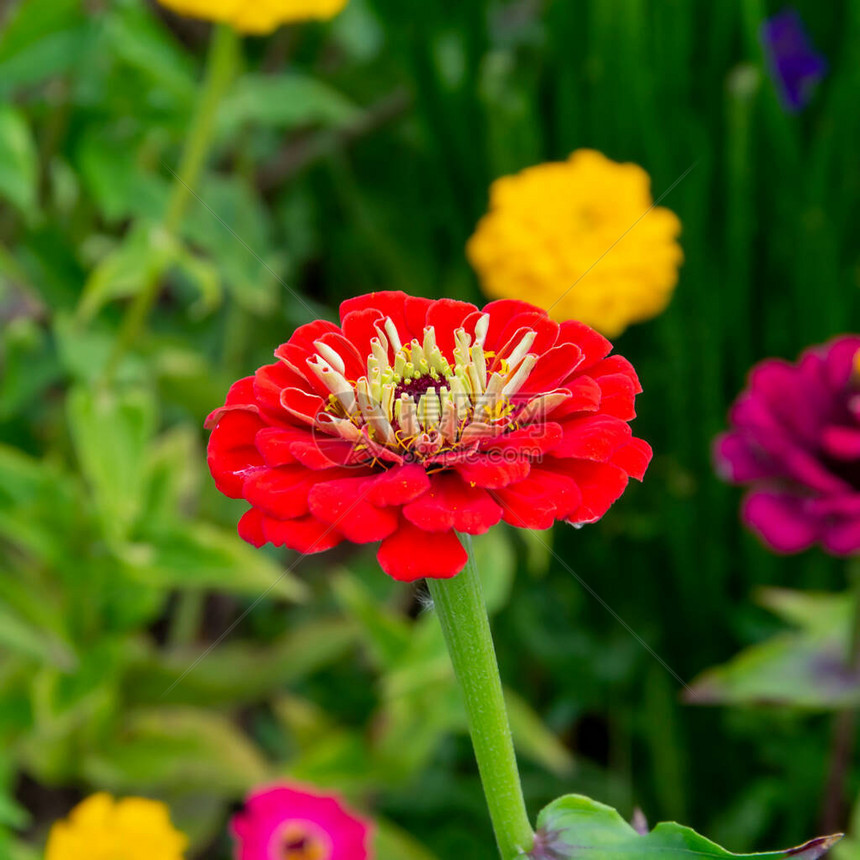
532,795 -> 841,859
181,175 -> 284,314
102,0 -> 196,105
471,527 -> 516,615
83,706 -> 270,794
0,0 -> 88,93
0,104 -> 38,218
119,522 -> 307,601
76,222 -> 173,324
504,688 -> 574,778
685,589 -> 859,710
0,586 -> 75,669
127,618 -> 357,706
76,130 -> 169,223
218,74 -> 358,135
67,384 -> 156,543
332,570 -> 412,668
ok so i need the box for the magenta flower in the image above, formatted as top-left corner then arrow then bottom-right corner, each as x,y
715,336 -> 860,555
231,783 -> 372,860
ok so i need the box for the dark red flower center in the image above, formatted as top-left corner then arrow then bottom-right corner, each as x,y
393,373 -> 447,402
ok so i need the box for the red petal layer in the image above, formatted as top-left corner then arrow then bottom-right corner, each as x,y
262,513 -> 343,553
403,473 -> 503,534
377,521 -> 468,581
308,476 -> 399,543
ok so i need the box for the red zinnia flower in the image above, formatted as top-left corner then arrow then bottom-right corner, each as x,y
715,336 -> 860,555
206,292 -> 651,581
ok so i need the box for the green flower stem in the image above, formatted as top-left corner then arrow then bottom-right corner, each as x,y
427,538 -> 535,860
108,24 -> 239,376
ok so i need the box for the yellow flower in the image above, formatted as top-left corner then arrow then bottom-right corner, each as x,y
45,794 -> 187,860
467,149 -> 683,338
156,0 -> 349,34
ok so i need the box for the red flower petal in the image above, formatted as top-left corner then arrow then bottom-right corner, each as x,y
551,377 -> 603,418
289,437 -> 362,470
558,320 -> 612,368
341,307 -> 385,359
479,423 -> 563,458
525,342 -> 585,394
494,469 -> 582,529
403,473 -> 503,534
314,331 -> 367,379
557,459 -> 631,523
456,457 -> 531,489
403,295 -> 433,338
256,361 -> 319,419
340,290 -> 409,333
238,509 -> 266,547
482,299 -> 547,350
593,373 -> 638,420
494,313 -> 559,359
308,476 -> 399,543
365,464 -> 431,506
207,411 -> 266,498
262,513 -> 343,553
554,415 -> 633,462
590,354 -> 642,393
377,520 -> 468,581
611,437 -> 653,481
243,466 -> 316,519
279,387 -> 326,425
255,427 -> 311,467
205,377 -> 258,429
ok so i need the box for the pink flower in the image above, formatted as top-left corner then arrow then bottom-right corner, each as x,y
715,336 -> 860,554
231,783 -> 372,860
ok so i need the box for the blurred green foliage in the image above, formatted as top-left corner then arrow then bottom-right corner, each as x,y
0,0 -> 858,857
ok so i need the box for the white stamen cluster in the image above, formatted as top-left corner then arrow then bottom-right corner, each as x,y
306,314 -> 539,459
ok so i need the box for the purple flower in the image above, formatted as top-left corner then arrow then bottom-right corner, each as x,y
715,337 -> 860,555
761,9 -> 827,112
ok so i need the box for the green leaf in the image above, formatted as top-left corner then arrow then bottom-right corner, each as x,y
0,443 -> 81,566
78,222 -> 221,324
119,522 -> 307,601
504,688 -> 574,778
127,618 -> 357,706
67,384 -> 156,542
0,588 -> 75,669
0,318 -> 59,420
833,793 -> 860,860
169,242 -> 222,317
332,570 -> 412,668
76,131 -> 169,223
685,589 -> 859,710
76,222 -> 172,323
181,175 -> 285,314
83,707 -> 270,794
0,0 -> 87,93
218,74 -> 359,135
0,104 -> 38,218
102,0 -> 196,105
532,795 -> 841,859
471,527 -> 516,615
